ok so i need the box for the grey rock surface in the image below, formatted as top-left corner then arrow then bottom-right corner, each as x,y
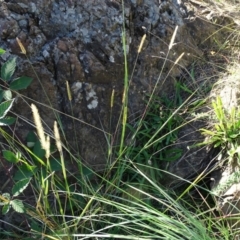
0,0 -> 205,170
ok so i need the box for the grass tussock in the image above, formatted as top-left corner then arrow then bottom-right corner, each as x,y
0,1 -> 240,239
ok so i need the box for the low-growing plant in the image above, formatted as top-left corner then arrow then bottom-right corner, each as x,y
0,177 -> 30,215
123,92 -> 184,186
199,96 -> 240,165
0,48 -> 32,126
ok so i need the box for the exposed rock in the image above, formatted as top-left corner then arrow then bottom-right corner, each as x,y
0,0 -> 201,170
0,0 -> 227,172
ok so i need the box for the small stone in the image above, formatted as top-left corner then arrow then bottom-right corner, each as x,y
87,99 -> 98,109
29,3 -> 37,13
18,19 -> 28,28
72,82 -> 82,93
109,55 -> 115,63
57,40 -> 68,52
42,50 -> 49,58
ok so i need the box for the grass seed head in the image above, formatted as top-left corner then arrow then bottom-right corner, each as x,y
54,121 -> 62,153
16,37 -> 26,55
31,104 -> 48,152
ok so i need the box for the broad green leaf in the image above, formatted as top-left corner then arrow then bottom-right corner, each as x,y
3,89 -> 12,100
49,158 -> 62,171
26,131 -> 38,147
0,48 -> 6,55
10,76 -> 33,90
0,200 -> 6,206
11,199 -> 24,213
229,133 -> 240,138
12,178 -> 30,197
0,193 -> 10,206
2,192 -> 10,200
3,150 -> 19,163
27,142 -> 35,148
0,99 -> 15,119
14,164 -> 37,181
1,57 -> 16,81
33,140 -> 45,163
30,219 -> 43,233
0,116 -> 16,126
214,142 -> 222,148
2,203 -> 10,215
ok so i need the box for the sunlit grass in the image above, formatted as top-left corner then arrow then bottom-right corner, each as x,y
1,1 -> 240,239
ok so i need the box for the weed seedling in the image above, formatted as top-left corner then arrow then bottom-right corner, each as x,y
0,48 -> 32,125
0,177 -> 30,214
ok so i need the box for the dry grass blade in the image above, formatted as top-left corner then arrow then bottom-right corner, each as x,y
138,34 -> 146,53
169,25 -> 178,50
66,80 -> 72,101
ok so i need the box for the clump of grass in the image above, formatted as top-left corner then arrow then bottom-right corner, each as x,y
200,96 -> 240,165
1,2 -> 240,239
